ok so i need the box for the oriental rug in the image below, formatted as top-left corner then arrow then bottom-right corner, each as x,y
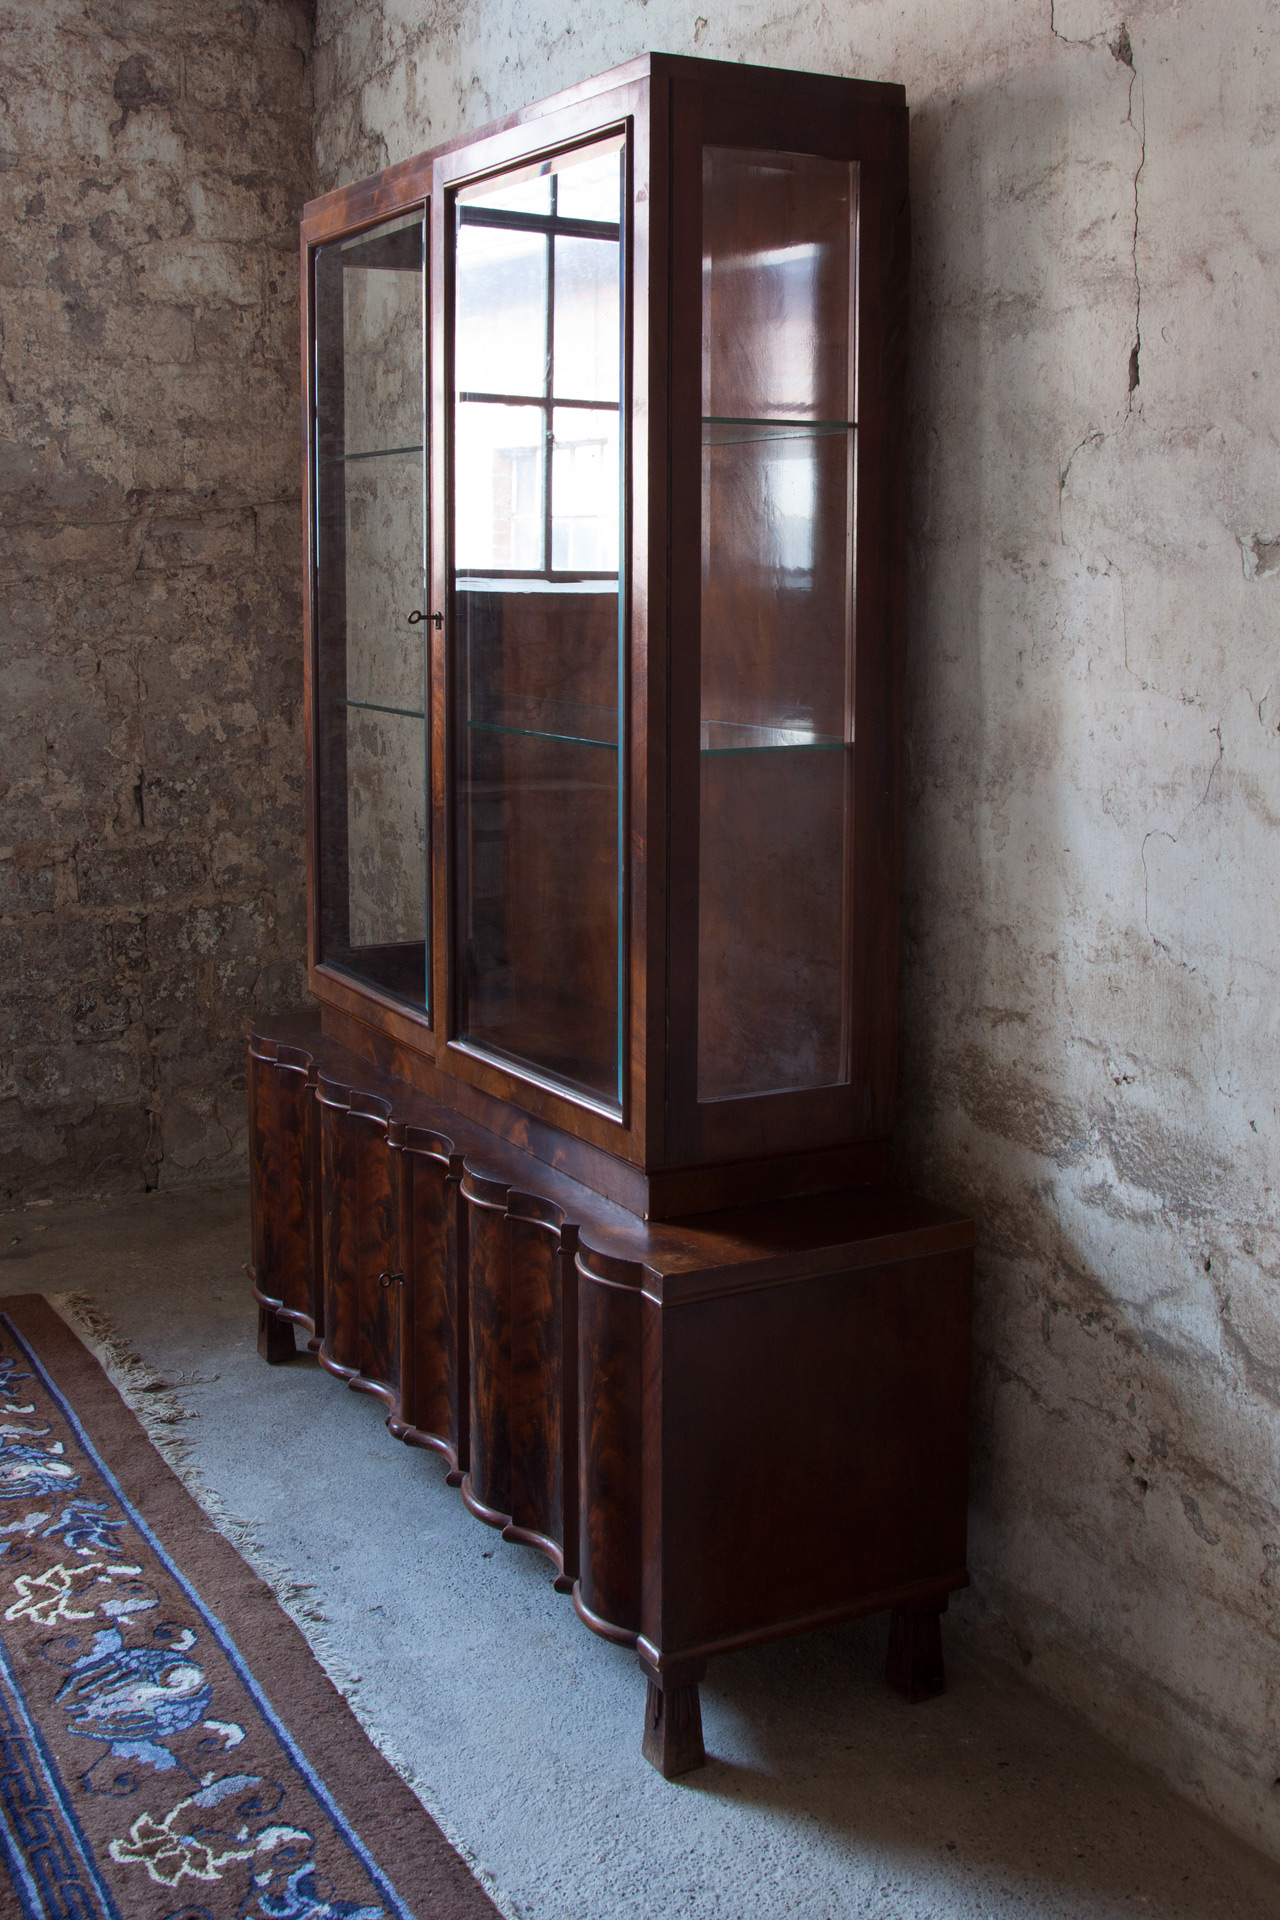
0,1293 -> 500,1920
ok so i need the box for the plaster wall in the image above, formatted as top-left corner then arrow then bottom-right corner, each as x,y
311,0 -> 1280,1860
0,0 -> 313,1200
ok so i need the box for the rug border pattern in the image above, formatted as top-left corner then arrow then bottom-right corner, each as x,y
0,1310 -> 416,1920
0,1294 -> 502,1920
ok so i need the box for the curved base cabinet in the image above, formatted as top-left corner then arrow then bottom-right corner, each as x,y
248,1015 -> 975,1776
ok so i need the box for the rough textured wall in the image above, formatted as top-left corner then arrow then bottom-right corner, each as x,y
312,0 -> 1280,1858
0,0 -> 313,1200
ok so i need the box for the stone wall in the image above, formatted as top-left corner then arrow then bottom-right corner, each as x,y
311,0 -> 1280,1859
0,0 -> 314,1200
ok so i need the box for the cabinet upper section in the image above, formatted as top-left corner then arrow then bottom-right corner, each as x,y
300,54 -> 909,1216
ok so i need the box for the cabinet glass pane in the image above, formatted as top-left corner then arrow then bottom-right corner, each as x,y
698,149 -> 856,1100
552,237 -> 621,402
455,225 -> 548,399
455,402 -> 545,570
313,210 -> 428,1009
451,137 -> 624,1110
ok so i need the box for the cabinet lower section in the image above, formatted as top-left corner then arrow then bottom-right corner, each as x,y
248,1016 -> 974,1775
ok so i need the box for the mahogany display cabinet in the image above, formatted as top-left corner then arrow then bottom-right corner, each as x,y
249,51 -> 975,1776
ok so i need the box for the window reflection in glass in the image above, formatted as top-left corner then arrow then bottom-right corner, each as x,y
553,237 -> 621,402
470,171 -> 552,218
455,224 -> 548,399
453,137 -> 623,582
555,145 -> 623,222
551,406 -> 620,571
454,402 -> 544,571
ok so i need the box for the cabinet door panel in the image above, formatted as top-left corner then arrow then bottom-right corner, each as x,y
313,208 -> 430,1014
448,136 -> 627,1115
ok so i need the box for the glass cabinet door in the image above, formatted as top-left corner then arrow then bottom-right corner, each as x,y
313,209 -> 429,1009
697,149 -> 857,1100
449,137 -> 625,1110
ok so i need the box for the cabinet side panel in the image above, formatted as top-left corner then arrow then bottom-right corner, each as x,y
664,80 -> 911,1167
577,1263 -> 642,1637
464,1194 -> 513,1522
656,1248 -> 973,1657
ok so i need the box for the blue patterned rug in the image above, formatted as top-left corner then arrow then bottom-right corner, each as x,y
0,1294 -> 499,1920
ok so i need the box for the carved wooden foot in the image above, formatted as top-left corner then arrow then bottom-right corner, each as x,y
641,1676 -> 706,1778
257,1304 -> 296,1365
886,1600 -> 947,1703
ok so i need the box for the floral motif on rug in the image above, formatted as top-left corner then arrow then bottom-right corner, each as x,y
0,1312 -> 413,1920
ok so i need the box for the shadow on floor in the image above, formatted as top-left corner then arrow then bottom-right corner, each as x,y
1,1184 -> 1276,1919
674,1615 -> 1273,1917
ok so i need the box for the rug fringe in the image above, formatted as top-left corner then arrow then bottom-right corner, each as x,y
48,1289 -> 527,1920
48,1290 -> 355,1660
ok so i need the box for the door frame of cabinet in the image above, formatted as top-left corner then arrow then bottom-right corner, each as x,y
429,74 -> 661,1171
300,152 -> 438,1060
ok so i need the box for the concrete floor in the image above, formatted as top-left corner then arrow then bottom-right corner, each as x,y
1,1183 -> 1276,1920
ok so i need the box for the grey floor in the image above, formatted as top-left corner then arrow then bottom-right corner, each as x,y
2,1184 -> 1276,1920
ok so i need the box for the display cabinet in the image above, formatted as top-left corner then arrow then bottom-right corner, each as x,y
301,50 -> 911,1216
251,53 -> 973,1777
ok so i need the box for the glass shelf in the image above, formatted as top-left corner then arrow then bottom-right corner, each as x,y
470,721 -> 617,749
702,416 -> 852,445
701,719 -> 845,755
335,698 -> 426,721
322,443 -> 426,466
468,694 -> 617,750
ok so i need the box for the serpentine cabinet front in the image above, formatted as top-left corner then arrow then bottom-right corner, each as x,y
249,1019 -> 974,1776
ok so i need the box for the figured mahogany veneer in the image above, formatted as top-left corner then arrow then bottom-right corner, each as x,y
249,1016 -> 974,1774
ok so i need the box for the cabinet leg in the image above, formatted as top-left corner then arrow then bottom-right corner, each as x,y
257,1304 -> 296,1365
886,1600 -> 947,1703
640,1674 -> 706,1779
